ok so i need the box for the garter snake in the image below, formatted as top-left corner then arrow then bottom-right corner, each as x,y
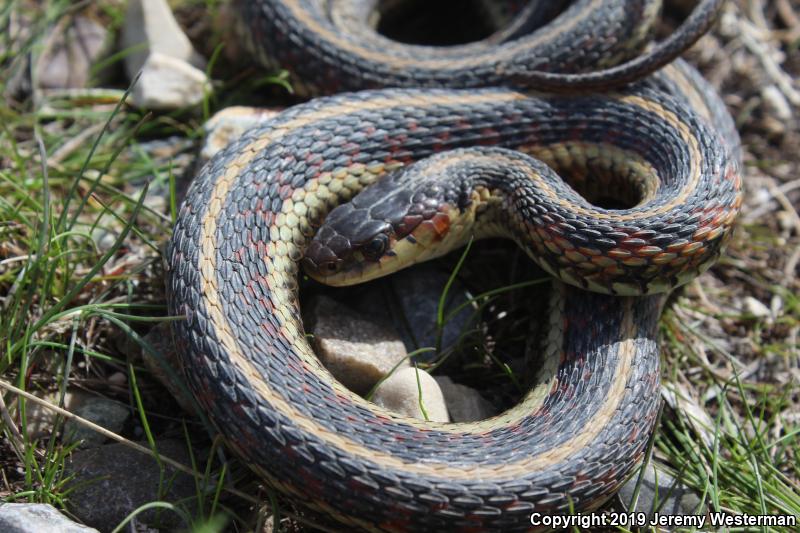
166,1 -> 742,530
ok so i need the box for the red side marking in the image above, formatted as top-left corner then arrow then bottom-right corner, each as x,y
432,131 -> 451,152
430,212 -> 451,237
380,517 -> 413,533
297,465 -> 324,495
479,127 -> 499,145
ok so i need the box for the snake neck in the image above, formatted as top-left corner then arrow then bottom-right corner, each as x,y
337,144 -> 665,266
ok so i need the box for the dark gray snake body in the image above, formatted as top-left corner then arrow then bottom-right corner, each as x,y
166,1 -> 742,530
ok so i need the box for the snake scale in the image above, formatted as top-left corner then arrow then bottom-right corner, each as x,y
166,0 -> 743,530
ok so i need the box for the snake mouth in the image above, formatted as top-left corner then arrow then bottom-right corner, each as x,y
304,232 -> 413,286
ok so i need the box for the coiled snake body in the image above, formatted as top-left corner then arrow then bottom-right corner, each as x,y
167,1 -> 742,530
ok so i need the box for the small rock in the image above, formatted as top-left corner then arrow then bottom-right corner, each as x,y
90,227 -> 118,253
743,296 -> 770,319
351,264 -> 476,359
619,463 -> 704,517
394,267 -> 476,356
310,296 -> 409,395
777,210 -> 795,233
435,376 -> 496,422
121,0 -> 206,78
120,0 -> 209,109
405,267 -> 476,355
201,106 -> 281,161
107,372 -> 127,386
130,52 -> 211,109
371,367 -> 449,422
770,294 -> 783,319
63,396 -> 130,448
36,16 -> 112,90
0,503 -> 99,533
65,439 -> 196,531
25,390 -> 87,441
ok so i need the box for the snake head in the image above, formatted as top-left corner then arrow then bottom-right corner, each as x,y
303,168 -> 461,286
303,200 -> 395,284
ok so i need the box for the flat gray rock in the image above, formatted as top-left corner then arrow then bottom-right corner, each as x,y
392,266 -> 476,356
0,503 -> 98,533
310,296 -> 409,395
65,439 -> 196,531
619,462 -> 705,517
63,397 -> 130,448
130,52 -> 210,110
350,264 -> 477,360
435,376 -> 497,422
121,0 -> 205,76
121,0 -> 209,109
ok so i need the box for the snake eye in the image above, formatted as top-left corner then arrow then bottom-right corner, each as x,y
363,234 -> 388,260
325,262 -> 339,273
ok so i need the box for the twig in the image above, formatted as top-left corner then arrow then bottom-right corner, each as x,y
775,0 -> 800,42
48,122 -> 106,166
741,178 -> 800,224
0,387 -> 25,456
737,14 -> 800,106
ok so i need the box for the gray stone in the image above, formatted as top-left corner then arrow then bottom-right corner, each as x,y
435,376 -> 497,422
65,439 -> 196,531
310,296 -> 409,395
36,16 -> 113,90
743,296 -> 770,319
63,396 -> 130,448
121,0 -> 205,78
363,265 -> 476,359
619,463 -> 705,517
120,0 -> 209,109
90,227 -> 118,253
201,106 -> 281,161
130,52 -> 211,110
25,390 -> 87,441
0,503 -> 98,533
371,367 -> 449,422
